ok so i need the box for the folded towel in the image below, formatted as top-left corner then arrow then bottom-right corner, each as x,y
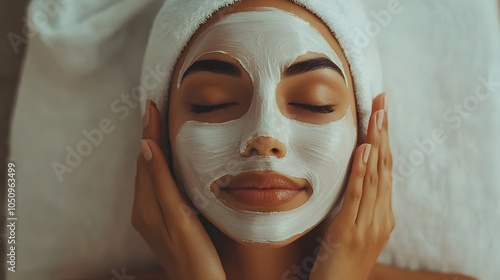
7,0 -> 162,279
27,0 -> 158,76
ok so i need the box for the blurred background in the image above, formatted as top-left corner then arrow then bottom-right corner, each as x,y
1,1 -> 30,279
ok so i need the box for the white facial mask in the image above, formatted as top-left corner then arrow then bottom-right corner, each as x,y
173,8 -> 357,243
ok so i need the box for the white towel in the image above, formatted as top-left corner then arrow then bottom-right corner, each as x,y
364,0 -> 500,279
8,0 -> 500,279
8,0 -> 161,279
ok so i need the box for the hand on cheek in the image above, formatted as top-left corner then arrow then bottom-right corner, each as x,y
132,100 -> 225,280
310,93 -> 394,280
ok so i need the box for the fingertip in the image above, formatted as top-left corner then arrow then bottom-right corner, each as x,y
142,100 -> 162,145
362,144 -> 372,164
382,93 -> 387,112
372,93 -> 385,112
140,139 -> 153,161
367,110 -> 382,147
149,100 -> 161,125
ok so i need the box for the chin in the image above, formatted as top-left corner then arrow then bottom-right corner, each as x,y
224,224 -> 318,248
198,204 -> 330,247
229,234 -> 301,248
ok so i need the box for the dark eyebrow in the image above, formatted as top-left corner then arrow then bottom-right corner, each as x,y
181,59 -> 242,83
284,57 -> 344,80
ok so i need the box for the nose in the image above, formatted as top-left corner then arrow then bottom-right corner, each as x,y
241,136 -> 287,158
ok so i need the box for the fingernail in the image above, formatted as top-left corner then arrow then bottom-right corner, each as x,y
141,140 -> 153,161
382,94 -> 387,111
363,144 -> 372,164
143,100 -> 151,127
376,110 -> 384,131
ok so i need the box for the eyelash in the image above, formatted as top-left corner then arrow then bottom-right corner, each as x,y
289,103 -> 335,114
190,103 -> 334,114
189,103 -> 235,114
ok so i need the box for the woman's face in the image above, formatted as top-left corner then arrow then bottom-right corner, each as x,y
168,0 -> 358,245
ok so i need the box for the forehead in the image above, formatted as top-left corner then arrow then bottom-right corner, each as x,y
177,8 -> 347,88
187,9 -> 325,53
170,1 -> 352,90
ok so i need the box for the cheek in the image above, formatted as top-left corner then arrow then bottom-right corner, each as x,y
166,117 -> 192,199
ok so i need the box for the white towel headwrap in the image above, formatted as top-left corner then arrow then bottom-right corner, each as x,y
140,0 -> 383,140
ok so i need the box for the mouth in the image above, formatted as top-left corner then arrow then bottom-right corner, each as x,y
211,171 -> 312,211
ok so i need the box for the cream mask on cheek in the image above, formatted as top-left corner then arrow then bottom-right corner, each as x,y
173,8 -> 356,243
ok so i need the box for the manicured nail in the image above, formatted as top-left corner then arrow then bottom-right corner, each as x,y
383,94 -> 387,111
376,110 -> 384,131
143,100 -> 151,127
141,140 -> 153,161
363,144 -> 372,164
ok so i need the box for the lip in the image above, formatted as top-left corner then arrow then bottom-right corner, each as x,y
214,171 -> 309,209
221,172 -> 305,190
222,188 -> 303,207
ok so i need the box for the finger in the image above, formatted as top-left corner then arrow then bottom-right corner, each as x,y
142,99 -> 162,145
140,141 -> 223,273
133,154 -> 154,209
134,98 -> 164,230
132,148 -> 169,238
375,103 -> 392,201
379,94 -> 394,217
335,144 -> 371,226
355,108 -> 382,227
140,139 -> 198,229
374,99 -> 394,225
372,93 -> 386,113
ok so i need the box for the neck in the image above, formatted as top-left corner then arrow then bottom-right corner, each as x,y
203,216 -> 329,280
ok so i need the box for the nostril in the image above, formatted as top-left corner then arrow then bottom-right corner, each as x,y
242,136 -> 287,158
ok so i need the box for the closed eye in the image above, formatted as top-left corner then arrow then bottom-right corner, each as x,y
289,103 -> 335,114
189,103 -> 237,114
